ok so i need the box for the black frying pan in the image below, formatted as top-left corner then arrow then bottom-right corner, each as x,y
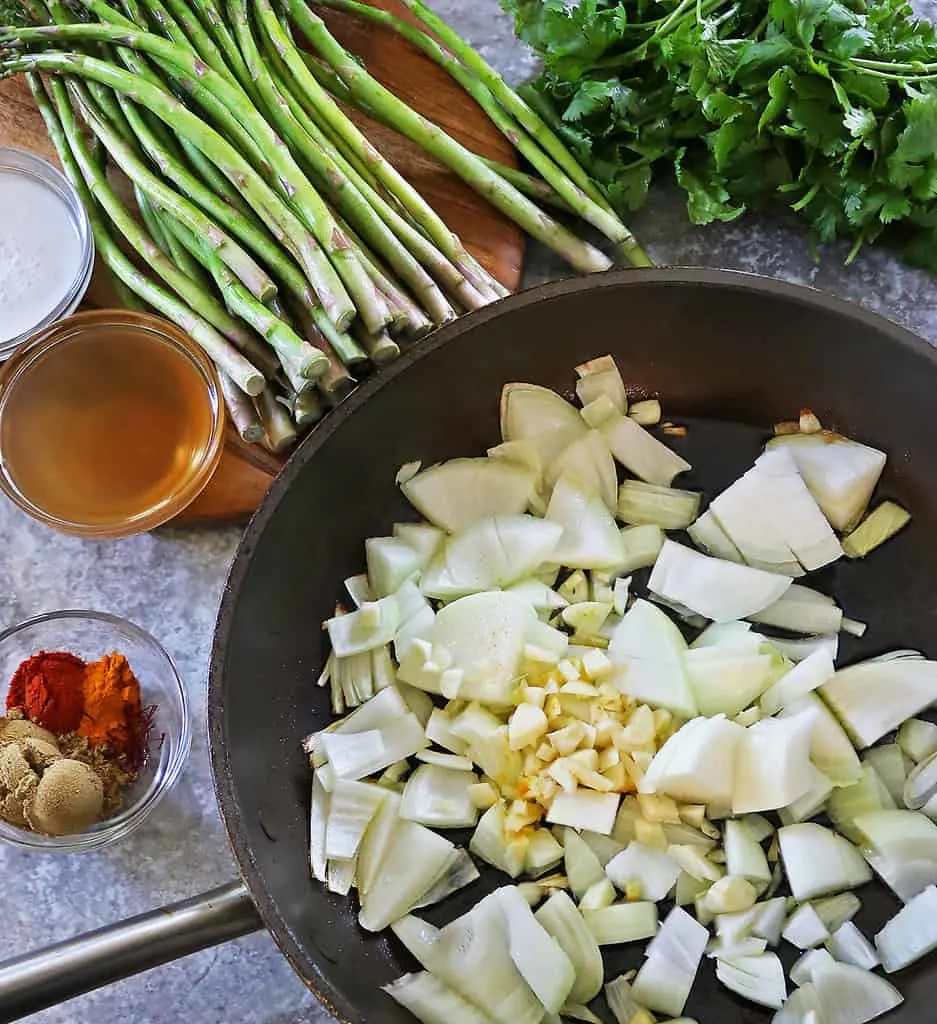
2,267 -> 937,1023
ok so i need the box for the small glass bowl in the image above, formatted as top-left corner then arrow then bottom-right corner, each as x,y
0,147 -> 94,359
0,310 -> 226,538
0,610 -> 191,852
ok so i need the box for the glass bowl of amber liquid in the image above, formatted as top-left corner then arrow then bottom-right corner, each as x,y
0,610 -> 191,851
0,309 -> 225,538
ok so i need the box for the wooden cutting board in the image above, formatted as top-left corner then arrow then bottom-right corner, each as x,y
0,0 -> 524,525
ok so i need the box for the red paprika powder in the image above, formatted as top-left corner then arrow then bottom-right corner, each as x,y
6,651 -> 86,734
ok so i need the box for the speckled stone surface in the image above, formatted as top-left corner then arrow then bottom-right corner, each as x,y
2,2 -> 937,1023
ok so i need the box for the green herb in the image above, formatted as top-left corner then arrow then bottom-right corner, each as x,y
504,0 -> 937,267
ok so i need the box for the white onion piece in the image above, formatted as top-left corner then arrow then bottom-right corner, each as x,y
321,713 -> 428,780
496,885 -> 576,1014
617,481 -> 701,530
790,948 -> 836,987
812,960 -> 903,1024
687,510 -> 744,563
547,430 -> 618,511
424,709 -> 467,756
783,904 -> 831,950
309,774 -> 329,883
715,953 -> 787,1009
619,524 -> 666,572
394,520 -> 445,564
535,891 -> 604,1003
863,745 -> 908,805
752,897 -> 789,947
366,535 -> 425,597
400,764 -> 479,828
773,983 -> 823,1024
470,803 -> 525,878
897,717 -> 937,764
546,790 -> 620,835
563,828 -> 606,900
826,921 -> 880,970
633,907 -> 708,1017
501,382 -> 589,468
411,848 -> 480,911
641,714 -> 744,811
812,892 -> 861,933
760,648 -> 836,715
875,884 -> 937,971
820,657 -> 937,748
608,599 -> 697,718
325,779 -> 387,860
780,694 -> 862,788
605,842 -> 681,902
601,413 -> 692,486
778,823 -> 872,901
604,975 -> 645,1024
326,596 -> 402,657
904,748 -> 937,809
575,355 -> 628,413
685,649 -> 773,718
854,809 -> 937,866
747,583 -> 843,635
649,540 -> 792,623
356,789 -> 402,896
724,820 -> 772,885
358,818 -> 453,931
771,633 -> 840,665
546,474 -> 626,570
778,764 -> 834,825
767,433 -> 886,533
732,716 -> 816,815
582,902 -> 660,945
579,830 -> 627,866
344,573 -> 373,607
389,913 -> 440,967
505,577 -> 568,613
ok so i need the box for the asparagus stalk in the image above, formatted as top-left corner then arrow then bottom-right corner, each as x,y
255,386 -> 297,453
136,185 -> 215,294
186,0 -> 258,100
255,1 -> 508,298
279,0 -> 613,274
228,0 -> 454,326
288,301 -> 356,396
398,0 -> 617,217
138,0 -> 240,89
29,73 -> 264,395
260,37 -> 489,313
280,388 -> 323,429
353,325 -> 399,366
220,370 -> 265,443
160,213 -> 328,386
0,47 -> 357,328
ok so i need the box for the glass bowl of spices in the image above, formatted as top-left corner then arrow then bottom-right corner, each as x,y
0,610 -> 190,851
0,147 -> 94,358
0,309 -> 226,538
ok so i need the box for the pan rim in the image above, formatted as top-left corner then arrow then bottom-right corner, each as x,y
207,265 -> 936,1018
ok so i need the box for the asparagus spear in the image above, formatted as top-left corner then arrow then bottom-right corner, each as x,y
220,370 -> 265,443
0,47 -> 357,329
255,386 -> 297,453
135,185 -> 215,294
277,0 -> 613,274
29,74 -> 264,395
312,0 -> 646,265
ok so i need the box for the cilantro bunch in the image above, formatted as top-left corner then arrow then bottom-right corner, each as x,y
504,0 -> 937,267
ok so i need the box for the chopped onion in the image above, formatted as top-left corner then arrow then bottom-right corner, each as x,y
580,878 -> 617,910
617,481 -> 701,530
501,382 -> 589,468
389,913 -> 439,967
819,656 -> 937,748
608,599 -> 697,718
826,766 -> 894,842
345,573 -> 373,608
780,694 -> 861,788
843,501 -> 911,559
747,584 -> 844,635
309,774 -> 329,883
826,921 -> 879,970
630,399 -> 663,426
715,953 -> 787,1009
575,355 -> 628,414
704,876 -> 757,915
778,764 -> 834,825
547,431 -> 618,511
325,779 -> 387,860
321,713 -> 428,781
633,907 -> 709,1017
812,892 -> 861,933
904,748 -> 937,810
470,803 -> 526,878
356,789 -> 402,896
732,716 -> 816,815
601,413 -> 692,486
863,745 -> 908,805
535,890 -> 604,1002
366,536 -> 425,598
685,648 -> 773,718
525,828 -> 564,876
604,975 -> 646,1024
400,764 -> 479,828
546,790 -> 620,834
811,959 -> 903,1024
767,433 -> 887,532
424,709 -> 468,755
326,596 -> 402,657
605,842 -> 681,902
564,827 -> 606,900
619,524 -> 666,572
760,648 -> 836,715
724,820 -> 772,885
687,510 -> 745,564
771,633 -> 840,665
394,521 -> 446,565
790,948 -> 836,987
783,904 -> 831,950
546,474 -> 627,570
649,540 -> 792,624
875,884 -> 937,972
496,885 -> 576,1014
642,714 -> 745,811
358,818 -> 453,931
582,902 -> 659,945
897,718 -> 937,764
752,897 -> 788,947
487,439 -> 544,479
778,823 -> 872,901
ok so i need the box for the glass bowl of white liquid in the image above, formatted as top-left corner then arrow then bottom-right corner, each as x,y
0,147 -> 95,359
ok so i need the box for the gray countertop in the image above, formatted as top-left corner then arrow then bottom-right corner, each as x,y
2,1 -> 936,1022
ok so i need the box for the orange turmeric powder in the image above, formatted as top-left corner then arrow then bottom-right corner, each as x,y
77,653 -> 145,764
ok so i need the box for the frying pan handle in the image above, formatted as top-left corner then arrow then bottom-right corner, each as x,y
0,880 -> 262,1022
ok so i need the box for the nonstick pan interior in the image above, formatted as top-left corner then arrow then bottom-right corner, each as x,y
210,268 -> 937,1024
